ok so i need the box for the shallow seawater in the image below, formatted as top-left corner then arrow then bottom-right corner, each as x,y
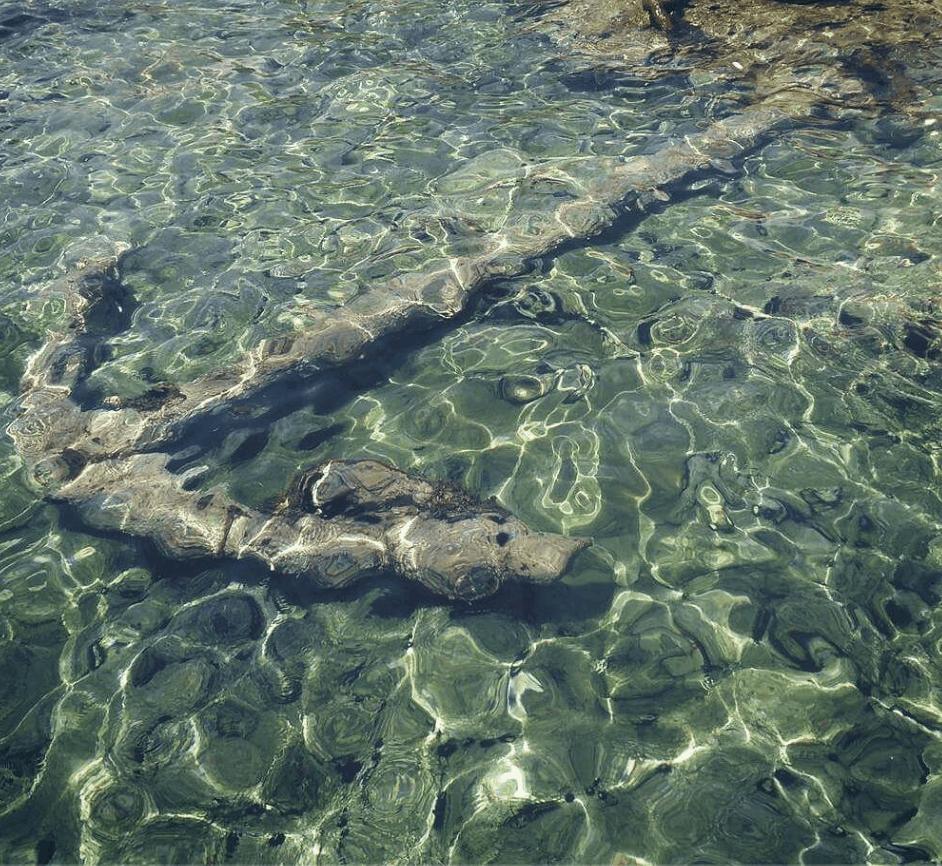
2,1 -> 942,864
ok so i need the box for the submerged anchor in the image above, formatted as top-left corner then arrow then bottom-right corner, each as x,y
7,100 -> 796,600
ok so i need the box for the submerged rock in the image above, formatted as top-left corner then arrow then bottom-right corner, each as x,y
12,6 -> 920,602
9,258 -> 590,601
536,0 -> 930,115
8,98 -> 802,601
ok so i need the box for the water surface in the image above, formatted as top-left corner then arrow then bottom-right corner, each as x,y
2,1 -> 942,863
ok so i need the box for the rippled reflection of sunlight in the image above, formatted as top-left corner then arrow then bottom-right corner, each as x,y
3,0 -> 942,864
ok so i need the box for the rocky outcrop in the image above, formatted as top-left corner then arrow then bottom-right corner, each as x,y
535,0 -> 930,113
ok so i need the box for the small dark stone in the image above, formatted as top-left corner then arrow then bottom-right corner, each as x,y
297,423 -> 345,451
335,757 -> 362,783
839,308 -> 865,327
637,320 -> 653,345
432,793 -> 447,830
122,382 -> 185,412
436,740 -> 458,759
229,430 -> 269,464
773,767 -> 802,789
36,838 -> 55,866
903,323 -> 936,359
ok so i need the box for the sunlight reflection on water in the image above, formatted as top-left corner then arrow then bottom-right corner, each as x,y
2,0 -> 942,864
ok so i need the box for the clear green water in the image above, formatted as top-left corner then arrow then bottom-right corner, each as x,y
3,1 -> 942,864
